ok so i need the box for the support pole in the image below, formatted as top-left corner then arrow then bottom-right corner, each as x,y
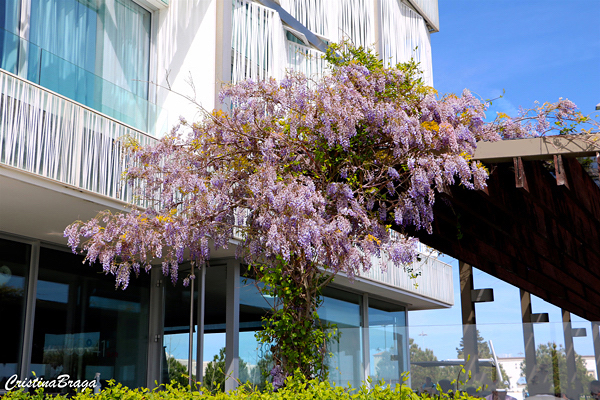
405,310 -> 411,388
361,294 -> 370,384
188,262 -> 195,388
225,260 -> 240,392
460,262 -> 479,377
20,241 -> 39,381
562,310 -> 581,398
146,266 -> 165,388
593,322 -> 600,380
196,263 -> 206,385
521,290 -> 539,395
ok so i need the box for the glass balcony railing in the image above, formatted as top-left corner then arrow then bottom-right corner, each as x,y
409,322 -> 600,399
0,27 -> 162,134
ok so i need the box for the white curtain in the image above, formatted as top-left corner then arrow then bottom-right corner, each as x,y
0,0 -> 22,73
380,0 -> 433,86
99,0 -> 150,99
28,0 -> 151,130
231,0 -> 286,84
279,0 -> 433,86
29,0 -> 98,75
279,0 -> 374,48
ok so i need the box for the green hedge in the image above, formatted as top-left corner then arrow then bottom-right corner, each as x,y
2,377 -> 480,400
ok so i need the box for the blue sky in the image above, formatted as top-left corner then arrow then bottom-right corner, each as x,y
431,0 -> 600,119
409,0 -> 600,361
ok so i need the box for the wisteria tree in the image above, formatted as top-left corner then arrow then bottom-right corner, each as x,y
65,44 -> 595,385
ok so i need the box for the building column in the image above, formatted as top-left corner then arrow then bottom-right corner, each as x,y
521,290 -> 538,394
20,240 -> 39,381
215,0 -> 233,108
361,293 -> 370,385
187,263 -> 196,387
372,0 -> 383,58
460,262 -> 479,377
405,310 -> 411,388
562,310 -> 581,398
196,263 -> 206,384
225,259 -> 240,392
593,322 -> 600,380
146,266 -> 165,389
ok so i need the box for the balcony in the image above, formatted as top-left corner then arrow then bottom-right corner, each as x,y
357,250 -> 454,307
233,210 -> 453,307
0,67 -> 156,204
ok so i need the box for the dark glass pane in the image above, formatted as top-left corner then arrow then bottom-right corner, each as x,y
0,238 -> 30,386
31,247 -> 149,393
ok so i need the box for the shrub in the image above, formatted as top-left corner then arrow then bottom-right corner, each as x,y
2,376 -> 482,400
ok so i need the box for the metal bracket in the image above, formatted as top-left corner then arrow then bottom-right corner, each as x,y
531,313 -> 550,323
471,288 -> 494,303
514,157 -> 529,191
554,155 -> 570,189
571,328 -> 587,337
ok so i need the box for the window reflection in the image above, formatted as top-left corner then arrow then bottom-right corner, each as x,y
31,247 -> 149,393
321,287 -> 363,388
368,298 -> 407,385
0,238 -> 30,388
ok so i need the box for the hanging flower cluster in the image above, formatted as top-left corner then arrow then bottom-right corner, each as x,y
64,44 -> 597,382
64,46 -> 594,290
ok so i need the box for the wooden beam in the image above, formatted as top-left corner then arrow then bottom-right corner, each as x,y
410,160 -> 600,321
474,134 -> 600,163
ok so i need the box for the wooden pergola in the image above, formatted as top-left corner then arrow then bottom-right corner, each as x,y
406,133 -> 600,396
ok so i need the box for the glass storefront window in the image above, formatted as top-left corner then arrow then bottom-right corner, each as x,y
31,247 -> 149,393
321,287 -> 363,388
163,264 -> 197,386
0,238 -> 30,388
236,282 -> 365,388
238,276 -> 273,389
368,298 -> 407,385
239,330 -> 271,390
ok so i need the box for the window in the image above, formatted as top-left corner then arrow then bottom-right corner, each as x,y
0,0 -> 20,73
368,298 -> 407,384
0,238 -> 30,386
321,287 -> 364,388
30,247 -> 149,393
0,0 -> 153,131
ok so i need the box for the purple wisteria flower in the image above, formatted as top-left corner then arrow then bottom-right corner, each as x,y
270,365 -> 286,390
63,47 -> 593,295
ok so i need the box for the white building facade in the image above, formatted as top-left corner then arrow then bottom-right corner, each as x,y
0,0 -> 445,392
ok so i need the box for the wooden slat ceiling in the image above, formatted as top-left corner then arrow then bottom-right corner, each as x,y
405,137 -> 600,321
